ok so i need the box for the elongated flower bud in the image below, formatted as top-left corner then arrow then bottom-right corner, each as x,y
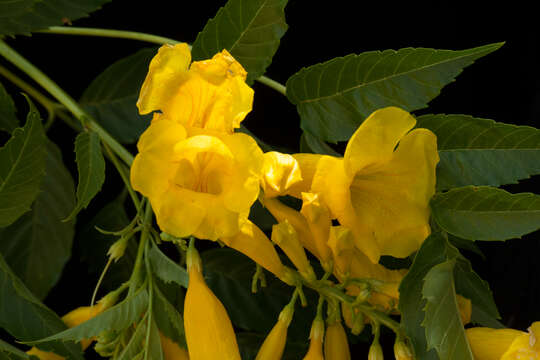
184,243 -> 241,360
368,341 -> 384,360
303,318 -> 325,360
394,339 -> 412,360
272,220 -> 316,281
301,192 -> 333,271
255,304 -> 294,360
324,321 -> 351,360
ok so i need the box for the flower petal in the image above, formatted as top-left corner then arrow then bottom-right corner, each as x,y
288,153 -> 324,198
262,151 -> 303,198
466,327 -> 524,360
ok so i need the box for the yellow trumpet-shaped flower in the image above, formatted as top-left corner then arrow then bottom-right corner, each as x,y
137,43 -> 253,134
466,322 -> 540,360
261,151 -> 303,198
303,318 -> 325,360
300,192 -> 333,270
305,106 -> 438,263
271,220 -> 316,281
255,304 -> 294,360
184,243 -> 241,360
160,333 -> 189,360
327,226 -> 355,278
131,119 -> 263,240
324,321 -> 351,360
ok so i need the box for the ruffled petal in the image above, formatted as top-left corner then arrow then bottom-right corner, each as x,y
288,153 -> 324,198
262,151 -> 303,198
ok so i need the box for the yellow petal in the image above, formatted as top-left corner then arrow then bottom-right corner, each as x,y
502,332 -> 540,360
262,152 -> 303,198
530,322 -> 540,352
137,43 -> 192,115
255,306 -> 293,360
466,327 -> 524,360
303,319 -> 325,360
327,226 -> 355,278
288,153 -> 324,198
221,220 -> 286,281
160,333 -> 190,360
324,321 -> 351,360
184,247 -> 241,360
343,106 -> 416,177
26,348 -> 64,360
301,192 -> 332,268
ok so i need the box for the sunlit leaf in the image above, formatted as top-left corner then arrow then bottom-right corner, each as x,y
286,43 -> 503,142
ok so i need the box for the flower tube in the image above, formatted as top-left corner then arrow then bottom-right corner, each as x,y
303,318 -> 325,360
255,303 -> 295,360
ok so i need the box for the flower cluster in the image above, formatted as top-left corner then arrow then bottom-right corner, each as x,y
130,44 -> 440,358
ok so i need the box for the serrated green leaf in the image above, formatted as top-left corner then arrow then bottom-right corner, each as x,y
416,114 -> 540,190
0,82 -> 18,133
80,48 -> 155,143
0,101 -> 46,228
422,260 -> 474,360
65,131 -> 105,221
0,0 -> 111,36
300,131 -> 341,156
286,43 -> 503,142
432,186 -> 540,241
0,253 -> 84,359
470,304 -> 505,328
147,318 -> 164,360
28,288 -> 148,344
0,141 -> 75,299
116,318 -> 147,360
191,0 -> 288,84
0,339 -> 30,359
153,283 -> 186,348
148,244 -> 188,288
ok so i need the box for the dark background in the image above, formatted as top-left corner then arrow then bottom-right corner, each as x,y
3,0 -> 539,357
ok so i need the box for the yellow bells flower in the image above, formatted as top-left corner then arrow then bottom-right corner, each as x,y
324,321 -> 351,360
160,333 -> 189,360
137,43 -> 253,134
184,243 -> 241,360
327,226 -> 355,279
311,106 -> 439,263
255,304 -> 294,360
221,220 -> 293,284
130,119 -> 263,240
300,192 -> 333,271
261,151 -> 303,198
465,323 -> 540,360
303,318 -> 325,360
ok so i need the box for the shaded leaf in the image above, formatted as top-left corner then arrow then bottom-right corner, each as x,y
0,82 -> 18,133
0,253 -> 83,359
147,318 -> 164,360
0,100 -> 46,228
448,234 -> 485,259
471,304 -> 505,328
0,339 -> 31,359
116,319 -> 146,360
65,131 -> 105,221
80,48 -> 155,143
422,259 -> 474,360
0,141 -> 75,299
153,283 -> 186,348
416,114 -> 540,190
28,288 -> 148,344
148,244 -> 188,288
286,43 -> 503,142
432,186 -> 540,241
0,0 -> 111,36
300,131 -> 341,156
192,0 -> 289,84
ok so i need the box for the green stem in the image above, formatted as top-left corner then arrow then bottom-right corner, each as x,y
0,40 -> 134,165
127,201 -> 153,296
38,26 -> 287,96
103,143 -> 141,211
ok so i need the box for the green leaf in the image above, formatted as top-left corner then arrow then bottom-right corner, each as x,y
448,234 -> 485,259
471,304 -> 505,328
148,244 -> 189,288
416,114 -> 540,190
0,339 -> 30,359
80,48 -> 155,143
153,283 -> 186,348
0,101 -> 46,228
0,141 -> 75,299
28,288 -> 148,344
286,43 -> 503,142
147,318 -> 164,360
0,253 -> 84,359
116,319 -> 147,360
422,260 -> 474,360
0,0 -> 111,36
65,131 -> 105,221
432,186 -> 540,241
0,82 -> 18,133
191,0 -> 289,84
300,131 -> 341,156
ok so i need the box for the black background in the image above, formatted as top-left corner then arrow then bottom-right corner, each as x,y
2,0 -> 540,357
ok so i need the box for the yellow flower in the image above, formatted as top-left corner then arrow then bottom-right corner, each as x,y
303,318 -> 325,360
137,44 -> 253,134
324,321 -> 351,360
368,341 -> 384,360
307,106 -> 438,263
255,304 -> 294,360
394,340 -> 413,360
184,243 -> 241,360
130,119 -> 263,240
466,322 -> 540,360
300,192 -> 333,271
261,151 -> 303,198
160,333 -> 189,360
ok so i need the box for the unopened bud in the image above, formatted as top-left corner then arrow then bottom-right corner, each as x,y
107,237 -> 128,262
394,340 -> 413,360
368,341 -> 384,360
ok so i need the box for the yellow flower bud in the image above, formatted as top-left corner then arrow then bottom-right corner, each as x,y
271,220 -> 316,281
368,341 -> 384,360
301,192 -> 333,270
261,152 -> 303,198
324,321 -> 351,360
184,244 -> 241,360
160,333 -> 189,360
394,340 -> 412,360
107,236 -> 128,262
303,318 -> 325,360
255,305 -> 294,360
